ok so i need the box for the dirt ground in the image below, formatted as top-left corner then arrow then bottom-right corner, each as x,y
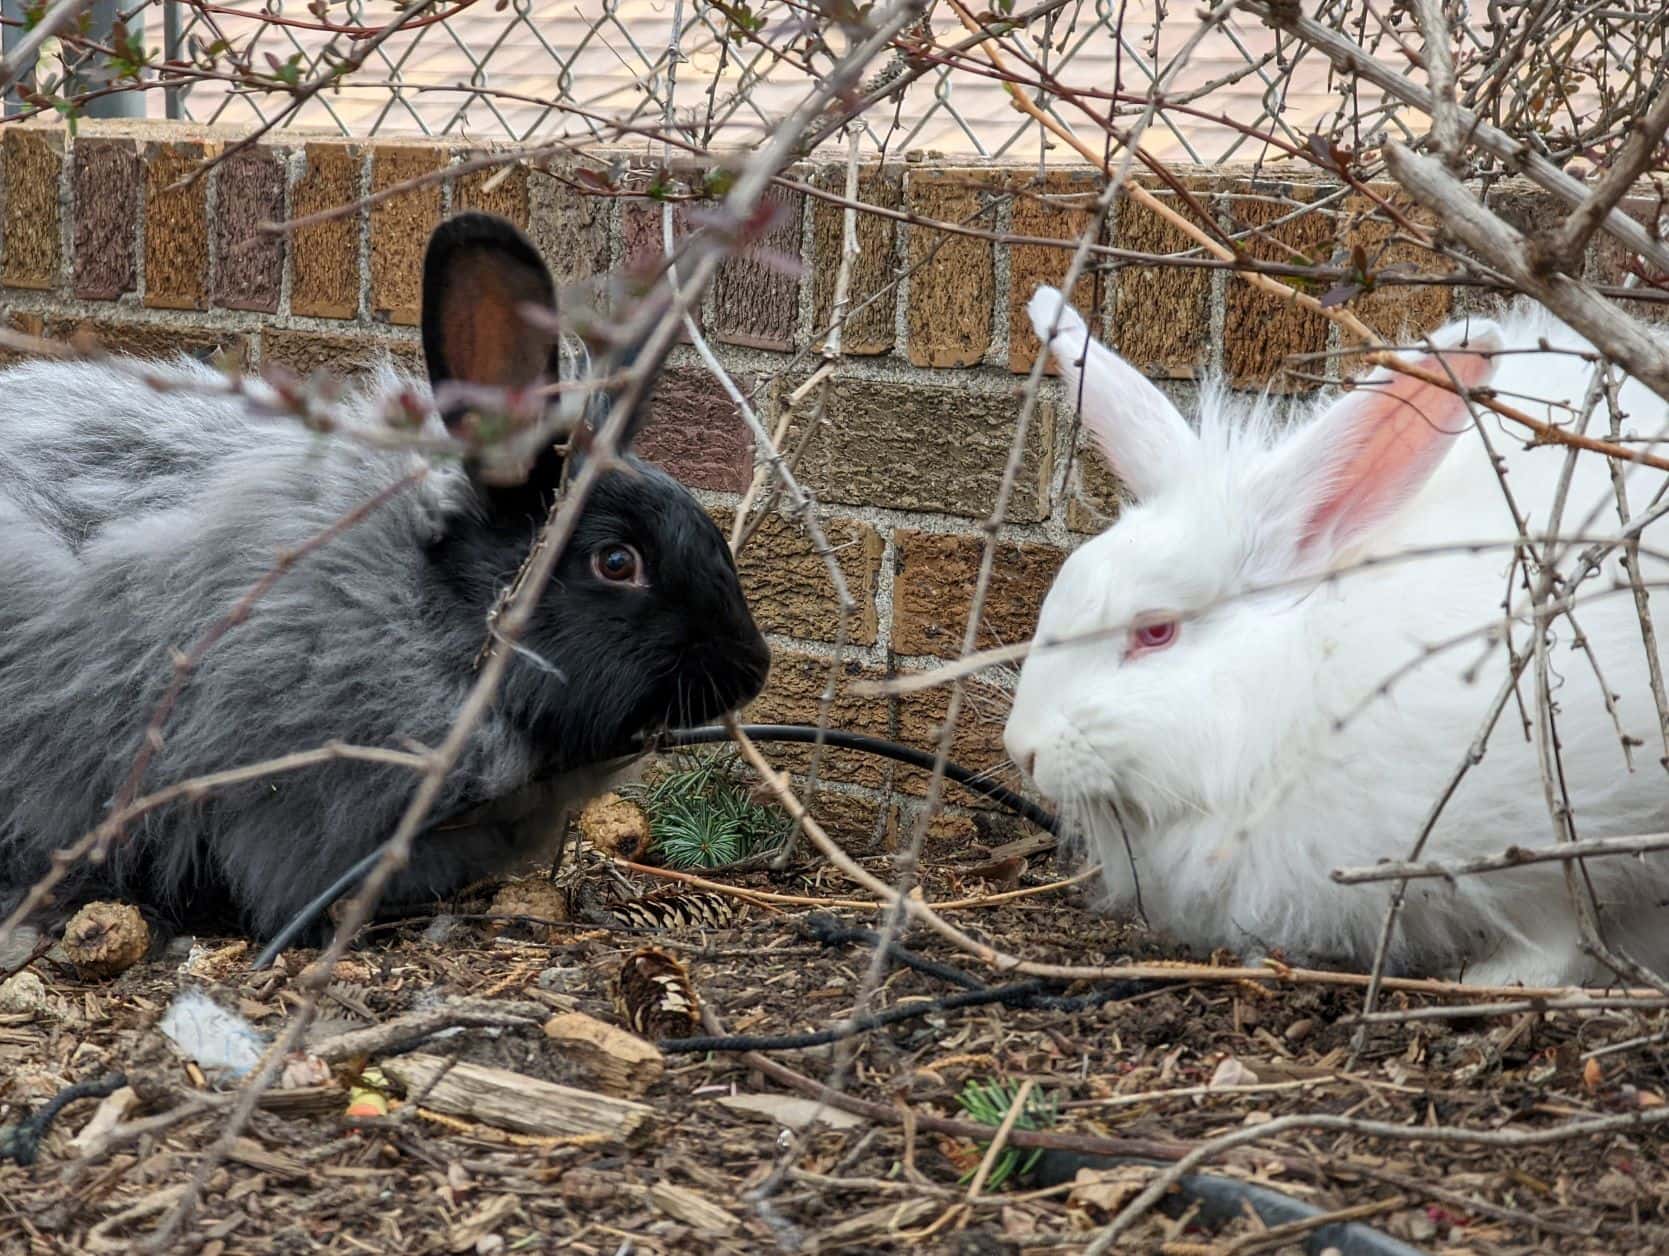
4,832 -> 1669,1256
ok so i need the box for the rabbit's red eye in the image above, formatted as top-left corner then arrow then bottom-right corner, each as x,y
1132,620 -> 1178,652
593,543 -> 643,585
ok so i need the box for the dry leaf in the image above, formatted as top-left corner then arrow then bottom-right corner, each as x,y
1209,1056 -> 1260,1088
1068,1165 -> 1157,1217
1583,1057 -> 1607,1091
715,1093 -> 865,1131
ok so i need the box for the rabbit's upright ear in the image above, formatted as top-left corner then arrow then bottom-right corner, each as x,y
422,211 -> 564,441
1269,320 -> 1503,564
422,212 -> 561,413
1028,285 -> 1196,500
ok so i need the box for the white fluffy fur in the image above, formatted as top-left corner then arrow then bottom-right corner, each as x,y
1007,288 -> 1669,986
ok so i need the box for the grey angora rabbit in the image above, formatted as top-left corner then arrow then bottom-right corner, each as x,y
0,211 -> 771,944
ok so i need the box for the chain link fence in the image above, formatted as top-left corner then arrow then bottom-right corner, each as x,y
143,0 -> 1344,162
6,1 -> 1661,168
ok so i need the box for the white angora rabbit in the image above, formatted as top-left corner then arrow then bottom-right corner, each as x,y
1006,286 -> 1669,987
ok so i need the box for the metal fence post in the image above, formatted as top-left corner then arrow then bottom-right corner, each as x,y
81,0 -> 145,117
0,0 -> 33,117
162,0 -> 180,118
1,0 -> 149,118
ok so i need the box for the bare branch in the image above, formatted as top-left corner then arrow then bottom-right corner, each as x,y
1385,140 -> 1669,405
1333,830 -> 1669,885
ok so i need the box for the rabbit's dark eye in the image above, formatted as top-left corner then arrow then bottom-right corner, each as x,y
592,543 -> 645,586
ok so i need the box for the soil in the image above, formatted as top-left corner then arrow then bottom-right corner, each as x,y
4,834 -> 1669,1255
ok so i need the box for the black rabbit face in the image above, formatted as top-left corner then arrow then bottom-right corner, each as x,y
418,210 -> 771,770
510,458 -> 771,763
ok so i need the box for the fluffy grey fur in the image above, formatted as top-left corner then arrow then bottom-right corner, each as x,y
0,357 -> 531,931
0,352 -> 759,941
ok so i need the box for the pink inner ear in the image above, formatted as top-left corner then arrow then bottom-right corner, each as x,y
1300,349 -> 1494,554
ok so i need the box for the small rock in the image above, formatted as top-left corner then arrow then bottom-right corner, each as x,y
1284,1017 -> 1314,1044
61,902 -> 150,978
0,969 -> 48,1013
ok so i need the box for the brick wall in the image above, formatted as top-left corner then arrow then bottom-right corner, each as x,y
0,119 -> 1655,850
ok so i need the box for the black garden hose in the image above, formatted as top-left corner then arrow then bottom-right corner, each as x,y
650,723 -> 1062,836
252,723 -> 1062,969
1029,1151 -> 1429,1256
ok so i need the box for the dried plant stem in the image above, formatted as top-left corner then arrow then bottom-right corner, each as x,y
1241,0 -> 1669,277
1386,141 -> 1669,404
1333,830 -> 1669,885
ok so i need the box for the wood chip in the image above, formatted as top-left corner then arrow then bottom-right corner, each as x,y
227,1136 -> 311,1181
67,1086 -> 141,1156
381,1053 -> 655,1143
542,1011 -> 663,1098
447,1193 -> 522,1253
647,1182 -> 740,1235
716,1093 -> 865,1131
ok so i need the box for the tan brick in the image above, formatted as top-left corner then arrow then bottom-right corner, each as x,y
1065,425 -> 1130,534
1008,170 -> 1105,373
741,649 -> 892,790
291,141 -> 363,320
796,785 -> 886,850
143,140 -> 218,310
711,507 -> 884,645
261,327 -> 422,378
789,377 -> 1054,523
1590,195 -> 1669,320
452,155 -> 530,229
1336,187 -> 1453,343
3,127 -> 63,291
1110,177 -> 1218,378
894,678 -> 1021,806
904,168 -> 998,367
46,316 -> 248,369
370,144 -> 446,326
0,311 -> 45,368
1221,180 -> 1335,391
810,163 -> 901,355
528,158 -> 611,288
885,803 -> 1024,854
890,530 -> 1067,658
